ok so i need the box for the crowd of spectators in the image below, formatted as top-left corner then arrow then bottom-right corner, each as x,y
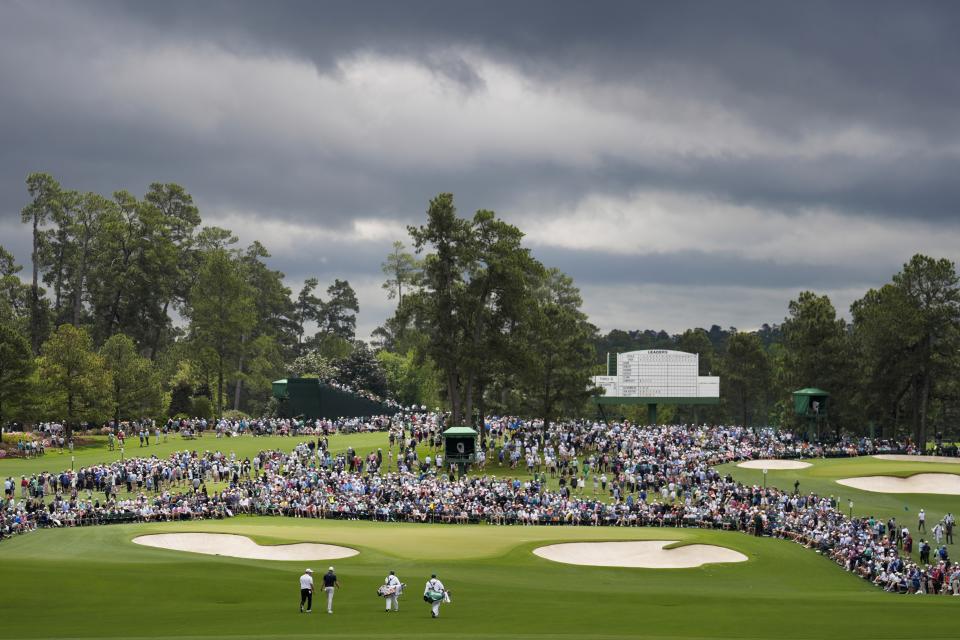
201,415 -> 399,438
322,380 -> 405,410
2,418 -> 958,594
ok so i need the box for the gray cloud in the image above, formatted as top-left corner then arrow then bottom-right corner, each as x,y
93,1 -> 960,131
531,247 -> 888,290
1,1 -> 959,338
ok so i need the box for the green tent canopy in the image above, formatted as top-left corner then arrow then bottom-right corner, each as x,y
442,426 -> 478,436
793,388 -> 829,417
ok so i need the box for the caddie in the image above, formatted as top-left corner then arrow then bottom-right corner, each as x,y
423,573 -> 447,618
382,570 -> 402,612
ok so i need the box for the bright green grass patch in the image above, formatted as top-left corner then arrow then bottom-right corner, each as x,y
719,456 -> 960,521
7,433 -> 958,533
1,517 -> 958,640
720,456 -> 960,564
5,437 -> 960,639
0,433 -> 503,478
6,434 -> 959,525
0,433 -> 390,477
0,433 -> 597,502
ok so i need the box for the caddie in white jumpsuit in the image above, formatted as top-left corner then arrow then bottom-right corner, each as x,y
424,574 -> 446,618
384,571 -> 402,612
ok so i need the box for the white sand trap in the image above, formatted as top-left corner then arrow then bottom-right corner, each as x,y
873,454 -> 960,464
533,541 -> 747,569
837,473 -> 960,495
132,533 -> 359,561
737,459 -> 811,470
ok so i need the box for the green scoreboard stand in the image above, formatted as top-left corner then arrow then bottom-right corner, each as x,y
272,378 -> 399,419
793,387 -> 829,417
442,426 -> 477,477
792,387 -> 829,439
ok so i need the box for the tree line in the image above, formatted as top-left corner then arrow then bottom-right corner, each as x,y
2,177 -> 958,447
373,193 -> 600,439
0,173 -> 368,430
590,255 -> 960,445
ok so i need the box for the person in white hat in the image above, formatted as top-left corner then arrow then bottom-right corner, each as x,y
322,566 -> 339,613
383,570 -> 402,612
299,569 -> 314,613
423,574 -> 446,618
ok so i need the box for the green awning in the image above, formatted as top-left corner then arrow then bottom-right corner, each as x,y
271,379 -> 289,399
442,426 -> 478,436
794,388 -> 830,396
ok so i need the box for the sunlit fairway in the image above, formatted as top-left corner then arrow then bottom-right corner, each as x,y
3,432 -> 534,479
1,517 -> 959,640
1,432 -> 608,502
3,435 -> 960,639
7,433 -> 960,526
721,456 -> 960,533
0,433 -> 390,478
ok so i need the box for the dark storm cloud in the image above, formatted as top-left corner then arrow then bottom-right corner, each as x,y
1,0 -> 957,229
531,247 -> 889,290
101,0 -> 960,130
239,219 -> 892,293
605,154 -> 960,223
1,0 -> 959,335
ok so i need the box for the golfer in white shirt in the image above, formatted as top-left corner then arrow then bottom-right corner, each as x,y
424,574 -> 446,618
384,571 -> 402,612
299,569 -> 313,613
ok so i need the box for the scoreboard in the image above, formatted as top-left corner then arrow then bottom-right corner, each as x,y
591,350 -> 719,399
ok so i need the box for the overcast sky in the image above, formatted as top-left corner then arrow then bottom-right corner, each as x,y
2,0 -> 959,339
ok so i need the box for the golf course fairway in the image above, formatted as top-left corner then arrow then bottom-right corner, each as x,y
1,517 -> 957,640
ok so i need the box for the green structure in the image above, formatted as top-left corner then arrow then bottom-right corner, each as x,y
442,426 -> 477,477
271,378 -> 398,419
793,387 -> 829,439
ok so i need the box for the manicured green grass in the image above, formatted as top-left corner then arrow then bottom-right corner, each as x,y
7,433 -> 959,527
1,517 -> 958,640
6,433 -> 959,523
0,433 -> 520,478
720,457 -> 960,528
0,433 -> 587,500
5,444 -> 960,639
0,433 -> 391,477
721,456 -> 960,567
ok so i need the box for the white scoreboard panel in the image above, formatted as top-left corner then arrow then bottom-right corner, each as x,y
592,375 -> 619,396
697,376 -> 720,398
592,350 -> 719,399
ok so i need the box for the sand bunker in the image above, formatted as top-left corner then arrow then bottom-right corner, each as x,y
873,454 -> 960,464
737,459 -> 811,470
533,541 -> 747,568
132,533 -> 359,561
837,473 -> 960,495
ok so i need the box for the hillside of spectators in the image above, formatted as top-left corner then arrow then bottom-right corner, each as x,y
5,420 -> 958,594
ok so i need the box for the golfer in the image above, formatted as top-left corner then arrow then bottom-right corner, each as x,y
323,566 -> 340,614
299,568 -> 313,613
383,570 -> 402,612
423,574 -> 447,618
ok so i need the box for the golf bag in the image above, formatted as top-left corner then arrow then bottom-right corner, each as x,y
378,583 -> 405,598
